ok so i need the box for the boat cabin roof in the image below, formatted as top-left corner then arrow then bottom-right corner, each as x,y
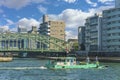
55,57 -> 76,60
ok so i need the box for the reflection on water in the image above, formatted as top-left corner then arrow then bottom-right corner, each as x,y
0,58 -> 119,80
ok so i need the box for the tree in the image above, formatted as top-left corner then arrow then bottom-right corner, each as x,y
72,42 -> 79,51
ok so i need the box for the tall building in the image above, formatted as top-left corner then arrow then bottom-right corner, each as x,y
78,26 -> 85,49
39,15 -> 65,41
84,14 -> 102,51
102,7 -> 120,52
115,0 -> 120,8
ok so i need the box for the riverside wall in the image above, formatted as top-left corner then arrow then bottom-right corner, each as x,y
75,51 -> 120,57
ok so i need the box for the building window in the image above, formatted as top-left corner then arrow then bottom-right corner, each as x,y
60,30 -> 62,32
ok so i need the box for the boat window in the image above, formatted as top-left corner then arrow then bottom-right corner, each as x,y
71,59 -> 73,62
61,60 -> 65,62
57,59 -> 65,62
67,59 -> 69,62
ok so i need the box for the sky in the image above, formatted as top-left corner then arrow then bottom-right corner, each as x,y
0,0 -> 115,40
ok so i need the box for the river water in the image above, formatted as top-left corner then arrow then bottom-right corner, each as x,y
0,58 -> 119,80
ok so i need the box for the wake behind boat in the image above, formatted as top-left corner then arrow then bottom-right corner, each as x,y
0,66 -> 47,70
45,56 -> 105,69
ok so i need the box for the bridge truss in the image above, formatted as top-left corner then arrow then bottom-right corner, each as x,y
0,33 -> 69,53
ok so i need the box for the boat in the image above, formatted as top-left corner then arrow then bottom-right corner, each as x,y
0,56 -> 13,62
45,56 -> 102,69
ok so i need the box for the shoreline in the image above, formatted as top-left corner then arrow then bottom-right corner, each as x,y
37,56 -> 120,63
76,57 -> 120,63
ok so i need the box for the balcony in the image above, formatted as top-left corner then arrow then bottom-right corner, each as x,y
105,17 -> 120,22
107,42 -> 120,46
106,23 -> 120,28
107,29 -> 120,33
107,36 -> 120,39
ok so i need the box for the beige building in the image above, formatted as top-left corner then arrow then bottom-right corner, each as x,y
39,15 -> 65,50
39,15 -> 65,41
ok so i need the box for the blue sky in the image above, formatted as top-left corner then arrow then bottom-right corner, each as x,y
0,0 -> 114,40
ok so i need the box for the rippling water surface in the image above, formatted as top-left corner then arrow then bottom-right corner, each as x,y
0,58 -> 119,80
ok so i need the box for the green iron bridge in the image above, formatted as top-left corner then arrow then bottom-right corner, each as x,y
0,33 -> 69,53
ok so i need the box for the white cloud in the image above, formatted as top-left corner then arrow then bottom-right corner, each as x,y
63,0 -> 76,3
98,0 -> 114,5
38,5 -> 47,14
0,25 -> 9,31
89,5 -> 114,13
10,27 -> 17,32
49,9 -> 95,28
0,19 -> 15,32
49,9 -> 93,40
98,0 -> 114,3
17,18 -> 40,31
0,18 -> 40,32
66,30 -> 77,40
5,19 -> 14,25
85,0 -> 97,7
0,0 -> 45,9
48,5 -> 114,40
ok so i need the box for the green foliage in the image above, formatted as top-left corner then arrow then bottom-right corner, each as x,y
72,42 -> 79,51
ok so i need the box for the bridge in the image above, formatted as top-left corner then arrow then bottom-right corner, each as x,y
0,33 -> 69,56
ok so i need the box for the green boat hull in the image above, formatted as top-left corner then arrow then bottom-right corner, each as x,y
46,63 -> 98,69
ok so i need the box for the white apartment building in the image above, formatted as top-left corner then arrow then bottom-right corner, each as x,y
85,14 -> 102,51
102,7 -> 120,52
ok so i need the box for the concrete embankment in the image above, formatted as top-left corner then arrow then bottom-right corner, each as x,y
76,57 -> 120,63
37,56 -> 120,63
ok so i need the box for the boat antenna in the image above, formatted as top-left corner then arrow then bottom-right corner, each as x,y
86,56 -> 90,63
96,56 -> 99,67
